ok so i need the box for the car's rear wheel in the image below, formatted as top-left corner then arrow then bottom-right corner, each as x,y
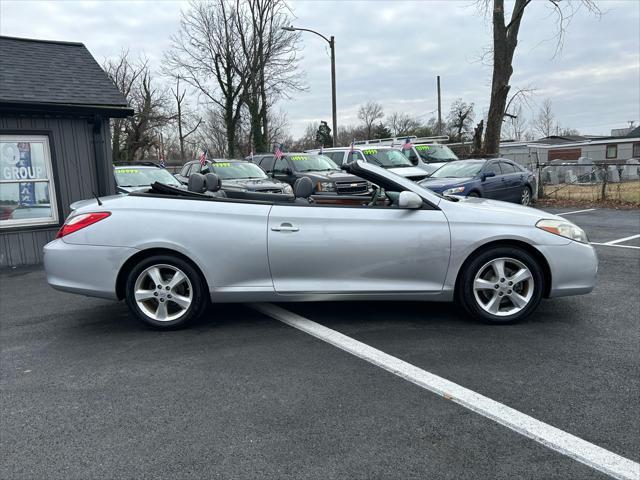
520,186 -> 532,206
458,246 -> 544,324
125,255 -> 208,329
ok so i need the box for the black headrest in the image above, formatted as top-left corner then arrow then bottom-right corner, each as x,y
204,173 -> 222,192
293,176 -> 314,198
188,173 -> 206,193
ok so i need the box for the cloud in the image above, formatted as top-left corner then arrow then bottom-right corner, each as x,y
1,0 -> 638,137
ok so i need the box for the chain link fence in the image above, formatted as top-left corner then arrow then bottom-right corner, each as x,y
534,160 -> 640,204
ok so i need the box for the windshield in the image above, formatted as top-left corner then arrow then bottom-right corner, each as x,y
287,154 -> 340,172
207,162 -> 268,180
362,148 -> 413,168
415,144 -> 458,163
114,167 -> 180,187
430,160 -> 485,178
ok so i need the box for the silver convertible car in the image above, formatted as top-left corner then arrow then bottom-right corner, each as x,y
44,161 -> 597,329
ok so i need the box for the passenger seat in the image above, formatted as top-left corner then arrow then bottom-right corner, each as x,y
187,173 -> 207,193
292,177 -> 313,204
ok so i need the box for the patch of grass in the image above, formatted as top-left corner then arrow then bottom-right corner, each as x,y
542,181 -> 640,205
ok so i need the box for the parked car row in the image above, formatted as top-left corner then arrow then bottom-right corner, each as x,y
111,144 -> 535,206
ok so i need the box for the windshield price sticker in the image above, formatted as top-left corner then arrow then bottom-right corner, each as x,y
290,155 -> 308,161
416,145 -> 431,151
116,169 -> 139,174
213,162 -> 231,167
363,149 -> 378,155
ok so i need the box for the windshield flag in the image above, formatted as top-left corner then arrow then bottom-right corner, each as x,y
199,148 -> 208,166
349,139 -> 355,153
402,137 -> 413,150
274,144 -> 283,160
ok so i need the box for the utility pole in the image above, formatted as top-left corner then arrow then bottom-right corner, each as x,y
437,76 -> 442,135
329,36 -> 337,147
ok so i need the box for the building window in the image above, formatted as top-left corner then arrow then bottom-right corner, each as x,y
633,143 -> 640,158
0,135 -> 58,229
606,144 -> 618,159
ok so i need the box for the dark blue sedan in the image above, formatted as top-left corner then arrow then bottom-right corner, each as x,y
418,158 -> 535,205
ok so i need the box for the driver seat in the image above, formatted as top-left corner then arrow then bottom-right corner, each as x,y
204,173 -> 227,198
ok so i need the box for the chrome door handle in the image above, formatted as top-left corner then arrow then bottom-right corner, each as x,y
271,222 -> 299,232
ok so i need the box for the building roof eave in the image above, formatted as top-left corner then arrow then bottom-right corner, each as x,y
0,101 -> 134,118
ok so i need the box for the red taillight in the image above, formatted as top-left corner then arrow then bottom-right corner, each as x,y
56,212 -> 111,239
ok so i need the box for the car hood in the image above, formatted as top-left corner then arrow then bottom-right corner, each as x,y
420,177 -> 474,190
300,170 -> 365,182
388,166 -> 429,178
222,178 -> 286,190
446,195 -> 564,223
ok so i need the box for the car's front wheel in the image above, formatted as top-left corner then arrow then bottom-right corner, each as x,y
125,255 -> 208,329
458,246 -> 544,324
520,186 -> 532,206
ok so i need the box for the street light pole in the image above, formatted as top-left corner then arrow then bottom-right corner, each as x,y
283,26 -> 337,146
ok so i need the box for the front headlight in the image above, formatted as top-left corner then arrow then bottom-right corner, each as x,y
316,181 -> 336,192
281,184 -> 293,195
536,219 -> 589,243
442,186 -> 465,195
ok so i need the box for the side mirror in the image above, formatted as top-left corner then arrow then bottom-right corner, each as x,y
481,172 -> 495,181
398,191 -> 423,209
285,168 -> 293,176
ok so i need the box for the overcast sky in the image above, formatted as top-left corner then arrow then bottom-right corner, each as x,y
1,0 -> 638,138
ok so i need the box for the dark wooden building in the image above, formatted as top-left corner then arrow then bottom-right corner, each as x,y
0,36 -> 132,267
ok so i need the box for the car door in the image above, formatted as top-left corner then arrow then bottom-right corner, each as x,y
175,162 -> 193,184
258,155 -> 275,173
480,161 -> 505,200
267,202 -> 450,294
498,161 -> 523,202
272,157 -> 297,186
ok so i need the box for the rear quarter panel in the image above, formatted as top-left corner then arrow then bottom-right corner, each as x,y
63,196 -> 273,290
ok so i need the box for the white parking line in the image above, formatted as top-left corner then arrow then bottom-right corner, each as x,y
604,234 -> 640,245
252,303 -> 640,480
591,243 -> 640,250
557,208 -> 597,216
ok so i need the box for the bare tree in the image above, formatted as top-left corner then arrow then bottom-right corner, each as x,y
164,0 -> 244,157
503,103 -> 529,141
195,107 -> 231,158
234,0 -> 304,153
481,0 -> 601,154
358,101 -> 384,139
447,98 -> 475,142
291,121 -> 319,151
104,51 -> 173,162
172,77 -> 203,163
533,98 -> 556,138
387,112 -> 421,137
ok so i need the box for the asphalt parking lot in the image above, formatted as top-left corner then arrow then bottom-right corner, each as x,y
1,208 -> 638,480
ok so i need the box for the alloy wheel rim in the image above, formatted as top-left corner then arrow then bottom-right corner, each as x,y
521,188 -> 531,205
133,264 -> 193,322
473,257 -> 534,317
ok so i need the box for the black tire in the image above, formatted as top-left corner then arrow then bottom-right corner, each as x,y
520,185 -> 532,206
125,254 -> 208,329
467,191 -> 481,198
457,246 -> 544,324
